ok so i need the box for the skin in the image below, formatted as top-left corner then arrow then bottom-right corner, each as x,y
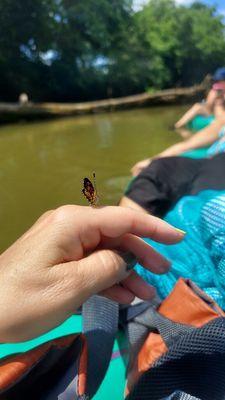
0,205 -> 184,343
175,86 -> 225,129
120,196 -> 147,212
175,101 -> 213,130
131,114 -> 225,177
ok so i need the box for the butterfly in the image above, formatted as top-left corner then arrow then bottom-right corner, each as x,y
82,172 -> 98,206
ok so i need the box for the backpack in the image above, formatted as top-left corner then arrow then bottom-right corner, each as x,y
1,278 -> 225,400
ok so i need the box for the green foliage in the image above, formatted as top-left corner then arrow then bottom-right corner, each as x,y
135,0 -> 225,88
0,0 -> 225,101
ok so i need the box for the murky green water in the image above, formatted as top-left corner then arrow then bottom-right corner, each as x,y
0,105 -> 187,252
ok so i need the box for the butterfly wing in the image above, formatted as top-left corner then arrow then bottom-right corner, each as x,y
82,177 -> 97,206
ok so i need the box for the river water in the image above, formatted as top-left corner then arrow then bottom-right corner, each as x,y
0,105 -> 187,251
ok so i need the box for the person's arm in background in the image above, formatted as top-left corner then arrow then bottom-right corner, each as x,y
0,205 -> 184,343
131,116 -> 225,176
205,87 -> 218,110
159,116 -> 224,155
174,88 -> 217,129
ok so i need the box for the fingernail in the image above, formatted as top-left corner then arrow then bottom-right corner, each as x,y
117,251 -> 137,271
175,228 -> 186,235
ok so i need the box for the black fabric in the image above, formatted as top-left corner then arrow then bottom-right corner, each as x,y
1,336 -> 83,400
127,317 -> 225,400
162,392 -> 200,399
190,153 -> 225,194
125,153 -> 225,216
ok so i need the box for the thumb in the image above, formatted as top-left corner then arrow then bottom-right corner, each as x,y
66,249 -> 137,300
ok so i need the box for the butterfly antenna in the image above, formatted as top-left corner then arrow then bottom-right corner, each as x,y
93,171 -> 99,204
93,172 -> 97,193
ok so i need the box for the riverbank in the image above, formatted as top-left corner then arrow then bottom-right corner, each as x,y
0,83 -> 206,123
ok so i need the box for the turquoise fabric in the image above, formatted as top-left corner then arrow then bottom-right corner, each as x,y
182,125 -> 225,159
135,190 -> 225,308
182,148 -> 209,159
187,115 -> 215,131
0,315 -> 82,359
207,126 -> 225,157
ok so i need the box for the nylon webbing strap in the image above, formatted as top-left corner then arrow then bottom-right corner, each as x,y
126,302 -> 195,376
82,295 -> 119,398
134,307 -> 195,347
125,297 -> 161,367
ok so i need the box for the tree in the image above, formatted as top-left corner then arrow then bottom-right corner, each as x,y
135,0 -> 225,88
0,0 -> 225,101
0,0 -> 136,101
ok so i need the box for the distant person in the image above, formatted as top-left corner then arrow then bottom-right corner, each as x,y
18,92 -> 29,105
130,113 -> 225,177
175,67 -> 225,129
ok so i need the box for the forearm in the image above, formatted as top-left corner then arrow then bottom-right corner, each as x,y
158,142 -> 190,157
158,118 -> 223,158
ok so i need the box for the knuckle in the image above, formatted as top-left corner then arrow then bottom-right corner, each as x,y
101,250 -> 125,280
51,205 -> 75,225
74,263 -> 88,289
149,218 -> 159,240
40,209 -> 54,221
107,251 -> 120,273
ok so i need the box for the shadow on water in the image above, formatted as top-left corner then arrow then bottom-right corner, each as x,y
0,105 -> 188,251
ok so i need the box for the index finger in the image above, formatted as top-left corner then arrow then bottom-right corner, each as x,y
91,206 -> 184,244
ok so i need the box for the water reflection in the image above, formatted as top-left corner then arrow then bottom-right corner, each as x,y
95,117 -> 113,149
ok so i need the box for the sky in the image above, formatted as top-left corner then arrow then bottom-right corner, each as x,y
133,0 -> 225,16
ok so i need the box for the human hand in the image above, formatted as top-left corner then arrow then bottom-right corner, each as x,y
0,205 -> 184,342
131,158 -> 152,176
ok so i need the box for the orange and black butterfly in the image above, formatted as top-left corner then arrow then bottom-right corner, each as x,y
82,172 -> 98,206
